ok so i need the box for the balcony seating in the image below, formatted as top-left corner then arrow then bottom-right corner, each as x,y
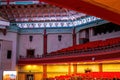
19,37 -> 120,58
48,37 -> 120,56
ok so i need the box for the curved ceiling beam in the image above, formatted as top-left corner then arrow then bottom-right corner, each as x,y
41,0 -> 120,25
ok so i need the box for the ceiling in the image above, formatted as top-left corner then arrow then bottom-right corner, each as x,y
0,0 -> 120,25
0,0 -> 86,22
40,0 -> 120,25
0,4 -> 86,22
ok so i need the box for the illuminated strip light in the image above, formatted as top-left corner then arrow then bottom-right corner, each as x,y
16,17 -> 101,28
0,1 -> 39,5
0,26 -> 6,29
15,1 -> 34,5
18,16 -> 73,21
73,16 -> 101,26
0,20 -> 10,27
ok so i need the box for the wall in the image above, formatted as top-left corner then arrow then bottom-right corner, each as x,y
90,30 -> 120,41
0,32 -> 18,70
18,65 -> 43,72
76,29 -> 88,44
79,30 -> 86,38
76,32 -> 79,45
47,33 -> 73,53
18,65 -> 43,80
0,70 -> 3,80
1,40 -> 12,70
77,64 -> 99,73
47,64 -> 69,78
18,34 -> 43,57
0,40 -> 2,68
77,28 -> 120,42
103,63 -> 120,72
0,41 -> 1,80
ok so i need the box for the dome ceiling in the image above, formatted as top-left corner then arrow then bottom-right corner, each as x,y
0,0 -> 106,28
0,0 -> 120,25
0,1 -> 86,22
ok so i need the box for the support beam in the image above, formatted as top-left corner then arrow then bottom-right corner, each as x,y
99,63 -> 103,72
73,28 -> 76,46
73,64 -> 77,74
43,29 -> 47,56
43,65 -> 47,79
68,64 -> 71,75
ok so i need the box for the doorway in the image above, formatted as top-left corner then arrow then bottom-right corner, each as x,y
26,49 -> 35,58
26,74 -> 34,80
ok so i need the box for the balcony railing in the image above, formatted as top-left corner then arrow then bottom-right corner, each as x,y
19,42 -> 120,59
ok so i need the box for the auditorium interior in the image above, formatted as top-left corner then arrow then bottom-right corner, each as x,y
0,0 -> 120,80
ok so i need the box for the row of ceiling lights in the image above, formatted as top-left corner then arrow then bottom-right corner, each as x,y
15,16 -> 100,28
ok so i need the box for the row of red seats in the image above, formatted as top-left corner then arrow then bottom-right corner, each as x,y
48,72 -> 120,80
50,37 -> 120,55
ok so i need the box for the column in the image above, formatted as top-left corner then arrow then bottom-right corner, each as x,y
99,63 -> 103,72
68,64 -> 71,75
43,29 -> 47,56
73,27 -> 76,46
0,70 -> 3,80
43,65 -> 47,79
73,64 -> 77,74
89,27 -> 93,37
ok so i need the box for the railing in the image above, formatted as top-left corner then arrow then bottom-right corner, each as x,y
45,43 -> 120,57
19,42 -> 120,59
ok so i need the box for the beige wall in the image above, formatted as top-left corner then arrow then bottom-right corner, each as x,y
76,32 -> 79,45
1,40 -> 12,70
0,32 -> 18,70
102,63 -> 120,72
18,34 -> 43,57
90,30 -> 120,41
77,28 -> 120,43
47,33 -> 72,53
77,64 -> 99,73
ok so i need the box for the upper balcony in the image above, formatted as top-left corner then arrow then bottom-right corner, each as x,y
18,37 -> 120,65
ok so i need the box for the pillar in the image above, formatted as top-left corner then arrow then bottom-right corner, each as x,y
73,64 -> 77,74
43,65 -> 47,79
89,27 -> 93,37
99,63 -> 103,72
73,27 -> 76,46
68,64 -> 71,75
0,70 -> 3,80
43,29 -> 47,56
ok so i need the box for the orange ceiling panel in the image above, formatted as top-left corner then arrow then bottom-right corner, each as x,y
84,0 -> 120,14
41,0 -> 120,25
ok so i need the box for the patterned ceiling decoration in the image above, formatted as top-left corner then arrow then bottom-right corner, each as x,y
0,0 -> 102,28
0,4 -> 86,22
0,0 -> 87,22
